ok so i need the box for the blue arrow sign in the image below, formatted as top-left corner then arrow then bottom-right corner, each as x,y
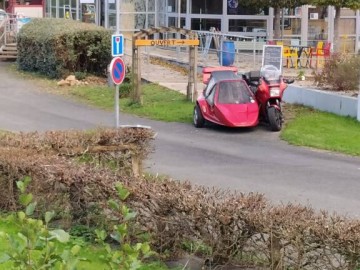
112,34 -> 124,57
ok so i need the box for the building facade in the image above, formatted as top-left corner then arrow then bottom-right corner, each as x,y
45,0 -> 360,52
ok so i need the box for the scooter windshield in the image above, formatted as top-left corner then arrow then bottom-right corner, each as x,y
260,65 -> 281,83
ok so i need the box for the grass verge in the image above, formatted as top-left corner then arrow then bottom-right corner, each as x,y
70,83 -> 194,123
281,105 -> 360,156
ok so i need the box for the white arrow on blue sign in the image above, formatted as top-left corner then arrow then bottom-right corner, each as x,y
111,34 -> 124,57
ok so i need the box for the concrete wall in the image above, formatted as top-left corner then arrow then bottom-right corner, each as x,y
283,85 -> 359,121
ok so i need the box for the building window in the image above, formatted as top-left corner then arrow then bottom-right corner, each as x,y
191,0 -> 222,15
148,0 -> 155,12
309,6 -> 327,20
167,0 -> 186,13
227,1 -> 268,15
308,6 -> 328,45
229,19 -> 267,38
339,18 -> 356,52
191,18 -> 221,31
283,18 -> 301,36
168,17 -> 185,27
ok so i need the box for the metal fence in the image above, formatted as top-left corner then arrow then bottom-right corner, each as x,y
0,13 -> 19,47
196,30 -> 263,69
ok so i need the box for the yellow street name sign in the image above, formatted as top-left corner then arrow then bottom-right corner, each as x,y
135,39 -> 199,47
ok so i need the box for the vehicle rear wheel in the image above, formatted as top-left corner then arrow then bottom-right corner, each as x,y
193,105 -> 205,128
268,106 -> 282,131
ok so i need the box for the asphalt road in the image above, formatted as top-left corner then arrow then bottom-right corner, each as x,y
1,62 -> 359,218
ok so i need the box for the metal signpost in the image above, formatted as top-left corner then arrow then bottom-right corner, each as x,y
109,0 -> 124,128
110,0 -> 151,130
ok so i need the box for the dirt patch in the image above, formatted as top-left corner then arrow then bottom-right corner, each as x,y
281,103 -> 312,124
84,75 -> 107,85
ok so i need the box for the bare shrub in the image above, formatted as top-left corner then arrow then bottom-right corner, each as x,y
313,53 -> 360,91
1,129 -> 360,269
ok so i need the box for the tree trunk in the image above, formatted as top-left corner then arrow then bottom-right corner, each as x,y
273,7 -> 281,40
333,6 -> 341,52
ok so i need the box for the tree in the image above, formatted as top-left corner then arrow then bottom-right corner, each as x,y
241,0 -> 311,39
311,0 -> 360,52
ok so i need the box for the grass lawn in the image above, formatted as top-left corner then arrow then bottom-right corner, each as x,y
281,105 -> 360,156
70,83 -> 194,123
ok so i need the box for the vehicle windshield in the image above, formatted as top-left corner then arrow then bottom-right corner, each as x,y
218,80 -> 252,104
260,65 -> 281,82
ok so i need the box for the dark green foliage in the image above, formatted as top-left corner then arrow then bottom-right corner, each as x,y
119,83 -> 132,98
17,18 -> 112,79
70,224 -> 96,242
75,71 -> 87,80
313,53 -> 360,90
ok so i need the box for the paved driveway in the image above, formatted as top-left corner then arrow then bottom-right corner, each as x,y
1,61 -> 359,218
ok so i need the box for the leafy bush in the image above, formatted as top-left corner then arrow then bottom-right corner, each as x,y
0,177 -> 81,269
74,71 -> 87,81
69,224 -> 96,243
0,178 -> 155,270
119,83 -> 132,98
95,182 -> 154,270
313,53 -> 360,90
17,18 -> 112,79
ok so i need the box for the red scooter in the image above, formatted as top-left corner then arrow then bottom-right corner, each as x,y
242,65 -> 294,131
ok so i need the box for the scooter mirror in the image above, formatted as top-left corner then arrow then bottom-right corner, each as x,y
284,78 -> 295,84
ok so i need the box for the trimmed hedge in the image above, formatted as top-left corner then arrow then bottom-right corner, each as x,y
2,129 -> 360,269
17,18 -> 112,78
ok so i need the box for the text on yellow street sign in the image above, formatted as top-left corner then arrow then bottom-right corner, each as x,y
135,39 -> 199,47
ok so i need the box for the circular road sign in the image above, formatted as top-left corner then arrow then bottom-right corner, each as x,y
110,57 -> 126,85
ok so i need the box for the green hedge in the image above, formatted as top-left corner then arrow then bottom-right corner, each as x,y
17,18 -> 112,78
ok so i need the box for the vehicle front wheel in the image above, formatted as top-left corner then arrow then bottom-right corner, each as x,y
268,106 -> 282,131
193,105 -> 205,128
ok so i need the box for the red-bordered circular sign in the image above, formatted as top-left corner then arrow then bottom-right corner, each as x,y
110,57 -> 126,85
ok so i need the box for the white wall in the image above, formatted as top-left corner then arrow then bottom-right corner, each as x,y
14,6 -> 43,18
283,85 -> 359,121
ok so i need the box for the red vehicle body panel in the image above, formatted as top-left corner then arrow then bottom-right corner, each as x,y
196,68 -> 259,128
198,98 -> 259,127
202,66 -> 238,84
256,80 -> 287,105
